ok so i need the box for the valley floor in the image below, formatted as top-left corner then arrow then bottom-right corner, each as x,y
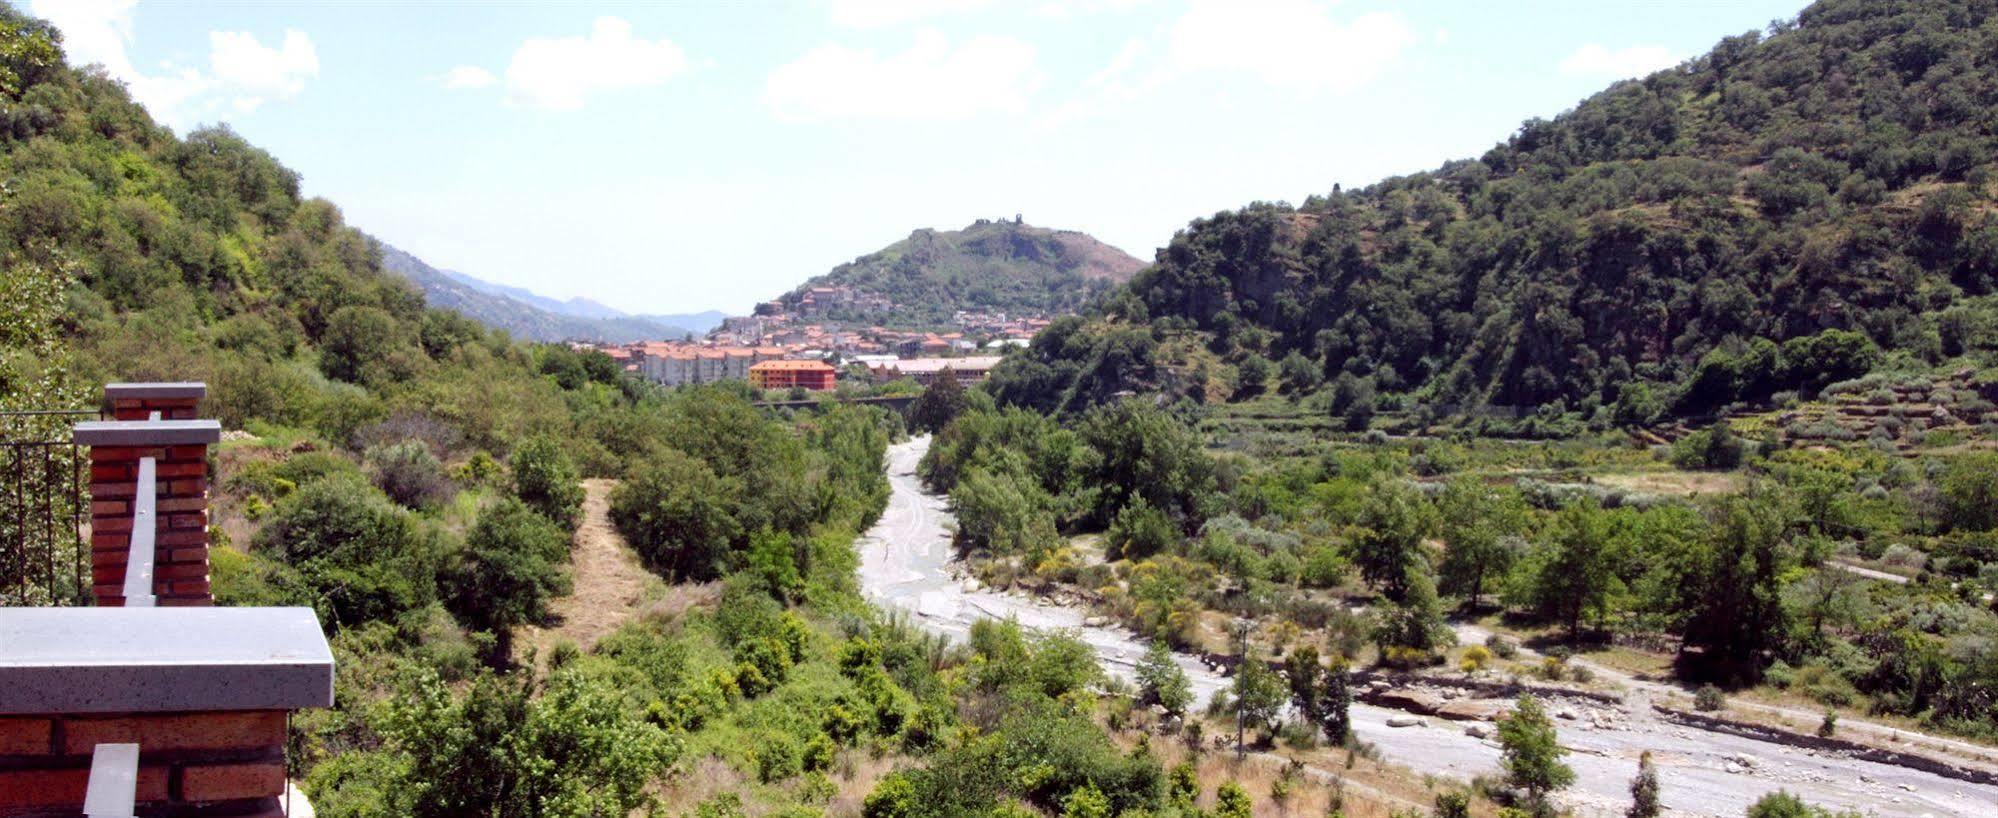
857,437 -> 1998,818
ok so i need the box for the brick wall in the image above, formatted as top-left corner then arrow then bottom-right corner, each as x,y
80,384 -> 216,607
0,711 -> 286,817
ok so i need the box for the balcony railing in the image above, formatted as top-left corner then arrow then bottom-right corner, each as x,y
0,408 -> 99,607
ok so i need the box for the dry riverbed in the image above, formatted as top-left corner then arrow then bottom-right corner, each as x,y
856,436 -> 1998,817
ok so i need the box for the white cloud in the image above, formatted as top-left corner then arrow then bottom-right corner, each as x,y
1168,0 -> 1413,92
437,65 -> 497,90
29,0 -> 318,127
501,17 -> 688,111
765,29 -> 1039,122
207,29 -> 318,112
1031,0 -> 1154,19
826,0 -> 995,29
1559,43 -> 1679,79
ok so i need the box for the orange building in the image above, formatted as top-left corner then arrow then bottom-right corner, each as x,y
749,359 -> 837,391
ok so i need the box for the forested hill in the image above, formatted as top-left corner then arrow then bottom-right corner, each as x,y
377,242 -> 696,343
0,4 -> 647,452
781,218 -> 1143,324
992,0 -> 1998,422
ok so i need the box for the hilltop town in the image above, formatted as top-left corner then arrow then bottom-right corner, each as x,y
582,284 -> 1046,389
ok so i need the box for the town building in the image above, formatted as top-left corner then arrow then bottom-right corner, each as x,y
869,356 -> 1004,385
749,359 -> 838,391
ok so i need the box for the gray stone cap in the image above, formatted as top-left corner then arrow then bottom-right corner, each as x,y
0,607 -> 334,714
73,419 -> 222,447
103,382 -> 207,400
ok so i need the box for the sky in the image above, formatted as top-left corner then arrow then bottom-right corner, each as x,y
32,0 -> 1809,316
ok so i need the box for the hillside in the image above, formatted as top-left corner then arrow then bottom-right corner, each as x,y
993,0 -> 1998,426
377,242 -> 697,343
782,218 -> 1143,325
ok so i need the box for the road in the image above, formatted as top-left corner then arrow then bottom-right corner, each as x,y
856,437 -> 1998,817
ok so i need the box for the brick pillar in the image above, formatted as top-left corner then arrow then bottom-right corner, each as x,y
74,388 -> 220,607
105,381 -> 205,421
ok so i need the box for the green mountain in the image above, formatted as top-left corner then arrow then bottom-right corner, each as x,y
781,218 -> 1143,325
992,0 -> 1998,424
377,241 -> 695,343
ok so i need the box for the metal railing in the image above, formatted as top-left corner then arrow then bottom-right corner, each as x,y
1,408 -> 99,606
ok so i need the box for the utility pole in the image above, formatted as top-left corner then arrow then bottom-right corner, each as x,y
1233,618 -> 1251,760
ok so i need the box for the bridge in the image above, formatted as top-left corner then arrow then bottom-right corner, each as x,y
752,394 -> 919,412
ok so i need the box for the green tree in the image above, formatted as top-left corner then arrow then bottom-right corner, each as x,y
448,499 -> 572,665
1283,645 -> 1325,731
1278,350 -> 1322,394
1319,659 -> 1353,744
949,464 -> 1060,563
1939,452 -> 1998,532
511,434 -> 584,529
319,305 -> 404,384
1497,694 -> 1573,816
1136,640 -> 1192,718
863,774 -> 917,818
1077,399 -> 1215,529
609,448 -> 743,581
1349,478 -> 1434,601
908,368 -> 969,434
1531,500 -> 1626,640
1679,492 -> 1791,684
1373,564 -> 1452,658
254,476 -> 443,629
1329,372 -> 1376,431
1436,477 -> 1527,609
1627,751 -> 1660,818
1107,498 -> 1178,561
1231,652 -> 1286,744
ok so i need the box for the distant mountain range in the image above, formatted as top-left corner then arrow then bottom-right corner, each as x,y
374,240 -> 723,344
780,219 -> 1145,325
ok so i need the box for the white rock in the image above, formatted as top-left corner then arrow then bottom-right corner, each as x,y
1083,616 -> 1107,627
1733,753 -> 1759,769
1556,709 -> 1579,720
1724,761 -> 1742,774
1385,715 -> 1425,728
1464,725 -> 1488,739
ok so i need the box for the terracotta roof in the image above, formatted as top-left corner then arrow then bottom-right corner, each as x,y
751,360 -> 836,372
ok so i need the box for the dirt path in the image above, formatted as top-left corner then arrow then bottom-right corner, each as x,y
517,479 -> 661,668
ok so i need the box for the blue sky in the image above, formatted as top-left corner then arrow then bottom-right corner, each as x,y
35,0 -> 1807,315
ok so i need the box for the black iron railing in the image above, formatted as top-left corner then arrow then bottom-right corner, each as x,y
1,408 -> 99,606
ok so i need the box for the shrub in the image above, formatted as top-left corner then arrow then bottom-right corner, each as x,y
1107,499 -> 1178,561
1485,633 -> 1519,660
364,440 -> 454,510
446,498 -> 572,663
254,476 -> 444,629
1694,684 -> 1726,712
863,773 -> 918,818
511,434 -> 584,528
610,448 -> 742,580
1460,645 -> 1492,673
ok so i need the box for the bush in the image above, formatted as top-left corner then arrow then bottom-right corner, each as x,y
364,440 -> 453,510
447,498 -> 572,663
1485,634 -> 1519,660
610,448 -> 743,581
863,773 -> 918,818
1694,684 -> 1726,711
511,434 -> 584,529
1107,499 -> 1178,561
254,476 -> 444,629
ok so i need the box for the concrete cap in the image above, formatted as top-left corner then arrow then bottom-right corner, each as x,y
103,382 -> 207,401
73,420 -> 222,447
0,607 -> 334,714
